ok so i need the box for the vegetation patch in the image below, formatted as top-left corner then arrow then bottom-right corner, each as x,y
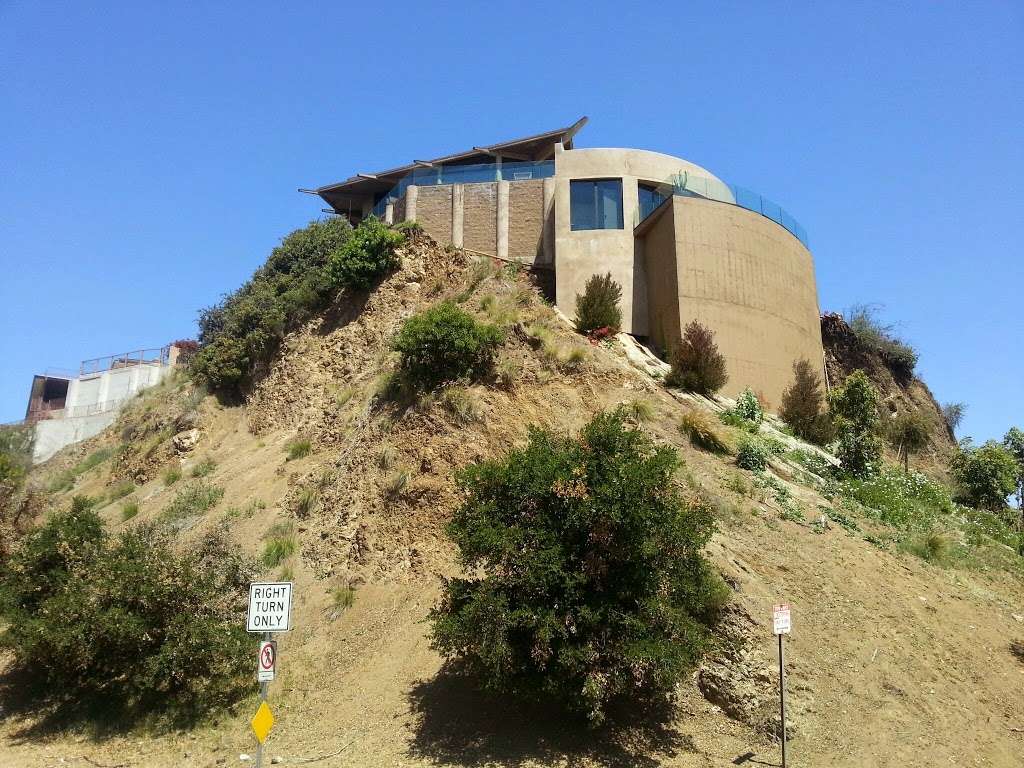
190,456 -> 217,478
47,446 -> 116,492
665,320 -> 727,395
679,409 -> 732,454
574,272 -> 622,334
430,408 -> 727,725
286,439 -> 312,461
0,506 -> 254,725
261,522 -> 297,568
161,480 -> 224,521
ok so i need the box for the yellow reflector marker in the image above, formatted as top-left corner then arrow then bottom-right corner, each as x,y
251,700 -> 275,744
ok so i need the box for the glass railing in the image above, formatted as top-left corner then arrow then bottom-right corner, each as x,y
638,171 -> 809,248
372,160 -> 554,217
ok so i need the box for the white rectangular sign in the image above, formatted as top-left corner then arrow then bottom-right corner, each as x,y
257,639 -> 277,682
773,603 -> 791,635
247,582 -> 293,633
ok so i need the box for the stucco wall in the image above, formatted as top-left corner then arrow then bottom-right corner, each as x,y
463,182 -> 497,254
416,185 -> 453,245
507,179 -> 545,265
639,202 -> 680,347
553,147 -> 725,335
643,196 -> 823,409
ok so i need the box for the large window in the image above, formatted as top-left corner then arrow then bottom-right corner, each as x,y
638,183 -> 670,223
570,179 -> 623,230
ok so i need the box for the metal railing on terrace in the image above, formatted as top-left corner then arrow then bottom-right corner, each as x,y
80,346 -> 171,376
636,171 -> 809,249
372,159 -> 554,217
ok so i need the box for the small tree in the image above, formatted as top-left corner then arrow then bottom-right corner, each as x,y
887,411 -> 932,474
392,302 -> 504,390
829,370 -> 882,478
950,440 -> 1017,512
941,402 -> 967,435
1001,427 -> 1024,520
574,273 -> 622,334
780,359 -> 833,444
666,321 -> 728,395
430,408 -> 725,724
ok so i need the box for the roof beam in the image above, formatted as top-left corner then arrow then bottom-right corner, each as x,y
473,146 -> 531,161
356,173 -> 378,180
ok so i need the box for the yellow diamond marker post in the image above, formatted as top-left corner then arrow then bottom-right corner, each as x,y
251,700 -> 275,744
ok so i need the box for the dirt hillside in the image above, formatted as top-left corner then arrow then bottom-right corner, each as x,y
2,234 -> 1022,768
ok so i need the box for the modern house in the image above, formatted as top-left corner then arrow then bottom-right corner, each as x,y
25,344 -> 185,463
311,118 -> 824,409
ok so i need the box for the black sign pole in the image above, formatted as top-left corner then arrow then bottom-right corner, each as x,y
778,630 -> 786,768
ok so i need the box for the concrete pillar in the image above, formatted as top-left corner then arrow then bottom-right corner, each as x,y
384,200 -> 394,225
495,154 -> 503,181
496,180 -> 509,260
542,177 -> 555,266
406,185 -> 418,222
452,184 -> 464,247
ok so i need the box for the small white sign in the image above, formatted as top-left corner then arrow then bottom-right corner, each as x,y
247,582 -> 293,633
257,640 -> 277,682
773,603 -> 792,635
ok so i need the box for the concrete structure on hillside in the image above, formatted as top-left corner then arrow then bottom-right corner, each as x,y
26,345 -> 185,463
310,118 -> 823,408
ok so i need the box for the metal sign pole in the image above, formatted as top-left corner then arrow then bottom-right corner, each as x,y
778,630 -> 786,768
256,631 -> 270,768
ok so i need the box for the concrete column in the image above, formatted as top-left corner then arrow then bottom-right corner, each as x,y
384,200 -> 394,225
495,154 -> 503,181
496,180 -> 509,260
406,185 -> 418,222
452,184 -> 464,247
542,177 -> 555,266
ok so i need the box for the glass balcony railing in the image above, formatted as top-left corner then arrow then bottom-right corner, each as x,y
638,171 -> 809,249
371,160 -> 554,217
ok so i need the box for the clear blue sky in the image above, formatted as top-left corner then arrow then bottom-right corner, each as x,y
1,2 -> 1021,442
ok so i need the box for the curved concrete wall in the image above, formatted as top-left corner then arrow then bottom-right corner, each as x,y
642,196 -> 823,409
553,147 -> 725,334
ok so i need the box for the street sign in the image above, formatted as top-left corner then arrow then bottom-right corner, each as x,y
247,582 -> 293,633
251,700 -> 275,744
257,640 -> 277,682
773,602 -> 791,635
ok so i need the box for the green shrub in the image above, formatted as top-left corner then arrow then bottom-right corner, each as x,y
574,272 -> 622,334
393,302 -> 504,390
719,410 -> 759,433
161,481 -> 224,520
261,523 -> 297,568
120,501 -> 140,521
679,409 -> 731,454
163,467 -> 182,486
733,388 -> 763,424
326,216 -> 403,290
47,446 -> 117,492
286,439 -> 312,461
430,408 -> 725,724
950,440 -> 1017,511
0,508 -> 254,722
736,437 -> 771,471
665,321 -> 728,395
780,359 -> 833,445
845,304 -> 918,380
1003,427 -> 1024,512
190,218 -> 353,395
191,457 -> 217,478
829,370 -> 882,478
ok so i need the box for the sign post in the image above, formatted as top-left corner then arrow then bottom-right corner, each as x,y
772,602 -> 791,768
247,582 -> 293,768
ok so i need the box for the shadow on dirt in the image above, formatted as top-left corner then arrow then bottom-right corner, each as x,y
405,663 -> 695,768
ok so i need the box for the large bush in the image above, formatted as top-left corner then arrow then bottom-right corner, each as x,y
430,408 -> 725,724
393,302 -> 504,390
829,370 -> 882,478
574,272 -> 622,334
326,216 -> 404,290
845,304 -> 918,380
780,359 -> 832,445
950,440 -> 1017,511
190,217 -> 353,394
1003,427 -> 1024,512
0,506 -> 255,722
665,320 -> 728,395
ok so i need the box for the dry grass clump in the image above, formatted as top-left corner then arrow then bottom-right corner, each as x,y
385,469 -> 410,499
295,487 -> 318,517
625,399 -> 654,423
286,439 -> 312,461
679,409 -> 732,454
440,385 -> 482,424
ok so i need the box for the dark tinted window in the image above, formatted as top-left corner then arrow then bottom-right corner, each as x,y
570,179 -> 624,230
638,183 -> 670,223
